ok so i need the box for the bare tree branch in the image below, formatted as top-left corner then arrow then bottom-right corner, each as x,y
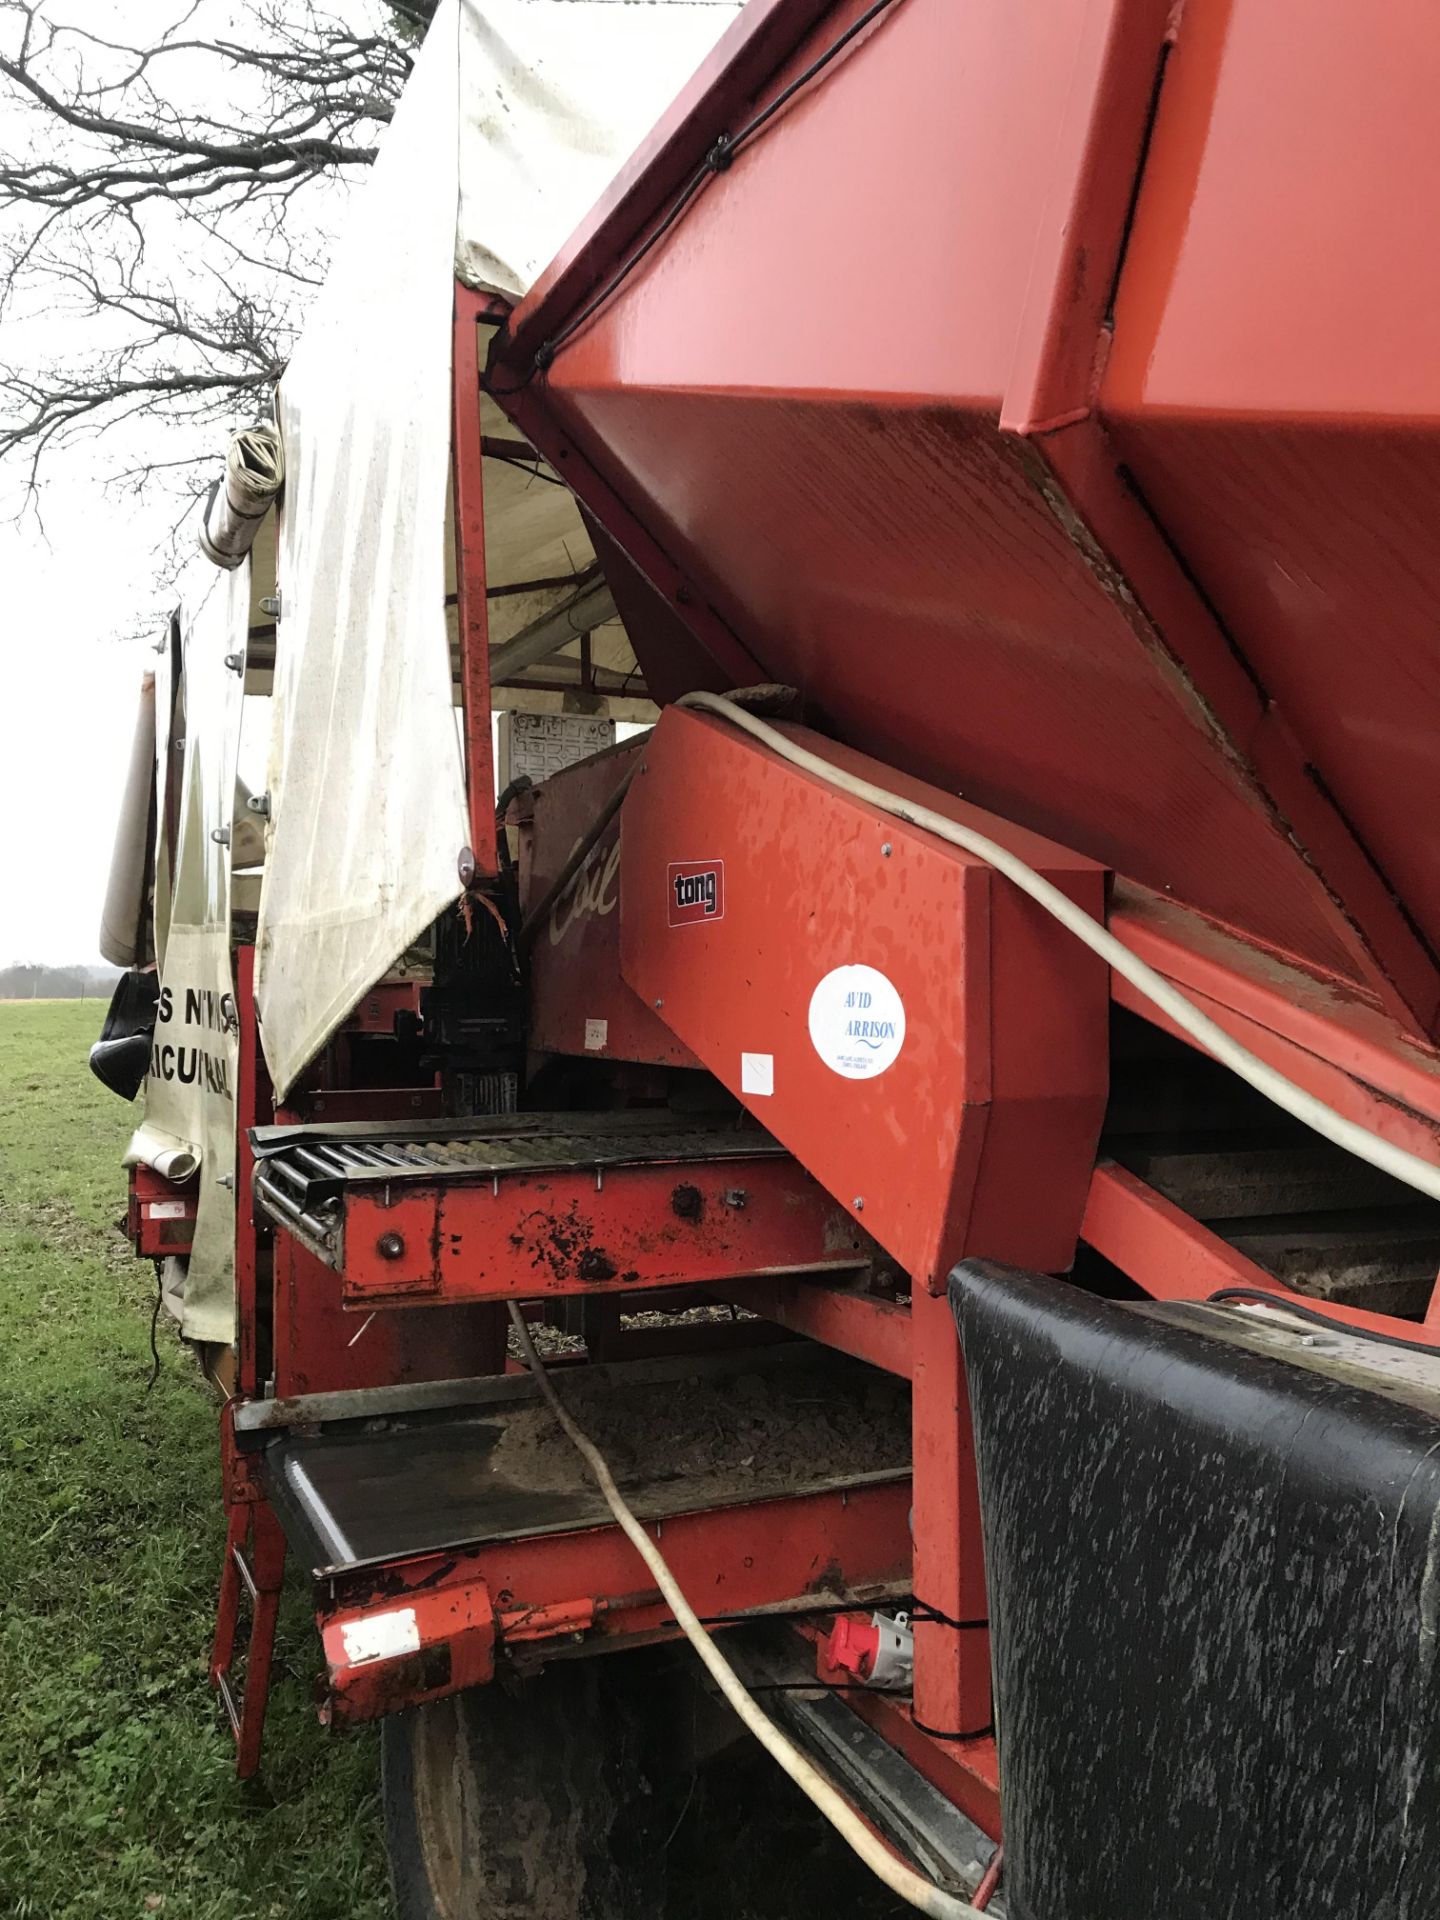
0,0 -> 433,493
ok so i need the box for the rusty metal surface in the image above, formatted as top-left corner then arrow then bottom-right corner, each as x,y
251,1108 -> 862,1306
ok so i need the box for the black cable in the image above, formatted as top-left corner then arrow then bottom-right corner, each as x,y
534,160 -> 717,371
527,0 -> 908,372
147,1259 -> 164,1392
723,0 -> 904,162
909,1714 -> 995,1746
912,1603 -> 988,1633
1208,1287 -> 1440,1359
484,359 -> 541,400
693,1600 -> 987,1631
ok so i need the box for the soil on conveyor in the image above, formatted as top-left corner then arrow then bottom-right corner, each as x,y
486,1358 -> 911,1506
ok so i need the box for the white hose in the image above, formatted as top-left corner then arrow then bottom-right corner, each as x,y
676,692 -> 1440,1207
506,693 -> 1439,1910
505,1304 -> 988,1920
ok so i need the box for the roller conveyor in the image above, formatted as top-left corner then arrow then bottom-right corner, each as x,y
250,1111 -> 864,1303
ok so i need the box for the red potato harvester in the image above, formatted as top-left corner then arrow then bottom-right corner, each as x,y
97,2 -> 1440,1916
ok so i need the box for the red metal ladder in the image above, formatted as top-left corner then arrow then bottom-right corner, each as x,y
210,1402 -> 287,1778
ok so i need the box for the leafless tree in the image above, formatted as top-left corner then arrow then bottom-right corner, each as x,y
0,0 -> 434,502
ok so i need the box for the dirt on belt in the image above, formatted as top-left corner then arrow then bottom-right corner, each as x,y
487,1361 -> 910,1504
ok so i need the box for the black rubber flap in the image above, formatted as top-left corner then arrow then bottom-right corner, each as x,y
88,968 -> 158,1101
950,1260 -> 1440,1920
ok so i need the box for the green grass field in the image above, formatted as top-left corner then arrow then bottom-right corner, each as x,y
0,1002 -> 392,1920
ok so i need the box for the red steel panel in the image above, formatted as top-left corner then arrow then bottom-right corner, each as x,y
1101,0 -> 1440,975
720,1277 -> 913,1378
910,1284 -> 991,1742
127,1163 -> 196,1258
620,708 -> 1108,1282
317,1475 -> 913,1720
1082,1161 -> 1440,1351
495,0 -> 1440,1040
271,1237 -> 502,1396
321,1579 -> 496,1724
334,1152 -> 864,1305
1109,887 -> 1440,1170
522,739 -> 699,1067
234,945 -> 263,1396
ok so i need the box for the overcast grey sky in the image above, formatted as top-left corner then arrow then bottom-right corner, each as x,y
0,1 -> 355,967
0,488 -> 164,966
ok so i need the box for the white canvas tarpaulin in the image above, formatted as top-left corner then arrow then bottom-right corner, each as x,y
150,615 -> 177,975
98,670 -> 157,968
456,0 -> 742,300
198,421 -> 284,570
125,564 -> 250,1344
254,0 -> 738,1099
255,0 -> 470,1100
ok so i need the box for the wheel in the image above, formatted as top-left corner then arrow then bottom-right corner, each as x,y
382,1647 -> 908,1920
382,1656 -> 680,1920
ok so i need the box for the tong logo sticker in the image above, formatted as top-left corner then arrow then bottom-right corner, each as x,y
668,860 -> 725,927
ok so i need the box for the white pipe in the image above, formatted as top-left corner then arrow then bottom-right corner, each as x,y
505,1304 -> 989,1920
506,690 -> 1440,1911
675,692 -> 1440,1207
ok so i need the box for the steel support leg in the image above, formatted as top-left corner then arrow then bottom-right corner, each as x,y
910,1283 -> 992,1741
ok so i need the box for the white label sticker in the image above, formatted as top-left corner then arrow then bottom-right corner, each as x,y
583,1017 -> 608,1052
741,1052 -> 774,1096
807,965 -> 906,1080
146,1200 -> 190,1221
340,1606 -> 421,1667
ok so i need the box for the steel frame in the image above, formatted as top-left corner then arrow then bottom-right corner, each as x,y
203,82 -> 1440,1856
452,283 -> 498,877
305,1476 -> 913,1725
227,961 -> 1440,1789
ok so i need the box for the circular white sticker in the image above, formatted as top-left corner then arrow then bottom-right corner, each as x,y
807,965 -> 906,1080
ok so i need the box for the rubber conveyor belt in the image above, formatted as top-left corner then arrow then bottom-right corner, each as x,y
256,1345 -> 912,1580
